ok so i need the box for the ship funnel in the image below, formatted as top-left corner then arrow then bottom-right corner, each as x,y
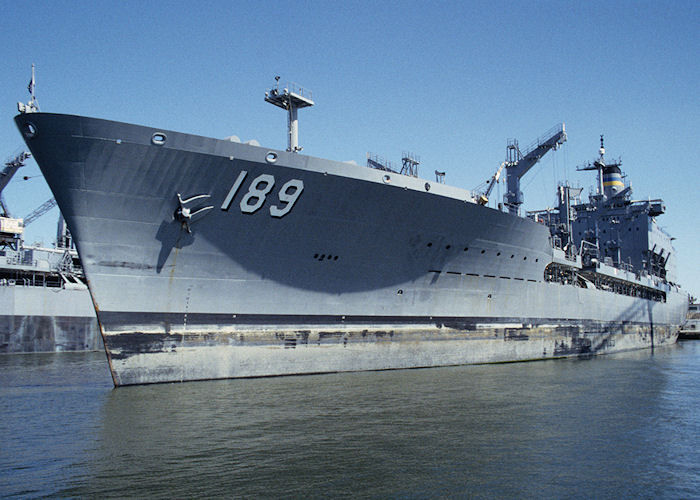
598,136 -> 624,197
603,164 -> 624,197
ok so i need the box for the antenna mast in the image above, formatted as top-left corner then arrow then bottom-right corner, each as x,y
17,64 -> 39,114
265,77 -> 314,153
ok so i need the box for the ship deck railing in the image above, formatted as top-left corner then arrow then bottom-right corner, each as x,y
521,123 -> 565,158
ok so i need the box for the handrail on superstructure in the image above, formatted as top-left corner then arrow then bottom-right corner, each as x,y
520,123 -> 566,159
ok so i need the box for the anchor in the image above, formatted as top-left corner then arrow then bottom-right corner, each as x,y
174,193 -> 213,233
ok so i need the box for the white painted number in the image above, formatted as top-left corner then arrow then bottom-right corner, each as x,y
240,174 -> 275,213
223,171 -> 304,217
220,170 -> 248,211
270,179 -> 304,218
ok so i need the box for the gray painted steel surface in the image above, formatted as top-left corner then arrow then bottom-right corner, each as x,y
0,245 -> 100,353
15,113 -> 688,385
0,286 -> 99,352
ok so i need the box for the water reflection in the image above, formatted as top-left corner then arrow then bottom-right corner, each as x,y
73,346 -> 695,497
2,345 -> 699,498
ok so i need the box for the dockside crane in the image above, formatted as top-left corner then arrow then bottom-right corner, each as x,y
1,150 -> 57,227
1,149 -> 61,250
22,198 -> 58,227
0,151 -> 33,249
0,151 -> 31,217
503,123 -> 567,215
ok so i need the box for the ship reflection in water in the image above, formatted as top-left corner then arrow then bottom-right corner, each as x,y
2,342 -> 699,498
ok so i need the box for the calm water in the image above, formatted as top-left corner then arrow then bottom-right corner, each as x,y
1,343 -> 699,498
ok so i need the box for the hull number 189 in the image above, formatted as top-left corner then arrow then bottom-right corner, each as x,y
220,171 -> 304,218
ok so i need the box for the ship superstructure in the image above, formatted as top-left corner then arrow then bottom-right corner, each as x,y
528,137 -> 677,302
13,80 -> 688,385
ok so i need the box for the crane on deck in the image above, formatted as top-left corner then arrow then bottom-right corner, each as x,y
503,123 -> 567,216
476,162 -> 505,206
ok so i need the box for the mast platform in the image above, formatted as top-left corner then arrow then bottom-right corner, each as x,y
265,80 -> 314,153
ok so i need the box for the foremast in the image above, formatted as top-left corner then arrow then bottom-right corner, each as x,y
264,77 -> 314,153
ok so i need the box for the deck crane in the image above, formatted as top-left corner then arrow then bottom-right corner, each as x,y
503,123 -> 567,215
477,161 -> 505,206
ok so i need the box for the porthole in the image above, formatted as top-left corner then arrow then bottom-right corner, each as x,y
496,252 -> 501,256
427,242 -> 433,248
151,132 -> 167,145
510,255 -> 514,259
480,250 -> 485,254
424,183 -> 431,191
446,245 -> 451,250
535,258 -> 539,262
314,253 -> 319,259
334,256 -> 339,261
383,174 -> 391,183
266,152 -> 278,163
23,122 -> 37,139
397,289 -> 403,295
523,256 -> 527,260
463,247 -> 469,252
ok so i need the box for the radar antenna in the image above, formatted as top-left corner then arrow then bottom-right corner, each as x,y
265,78 -> 314,153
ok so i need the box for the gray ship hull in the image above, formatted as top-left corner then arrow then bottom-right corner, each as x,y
15,113 -> 687,385
0,285 -> 100,353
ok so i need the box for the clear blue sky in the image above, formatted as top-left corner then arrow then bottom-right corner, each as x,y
1,0 -> 698,297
